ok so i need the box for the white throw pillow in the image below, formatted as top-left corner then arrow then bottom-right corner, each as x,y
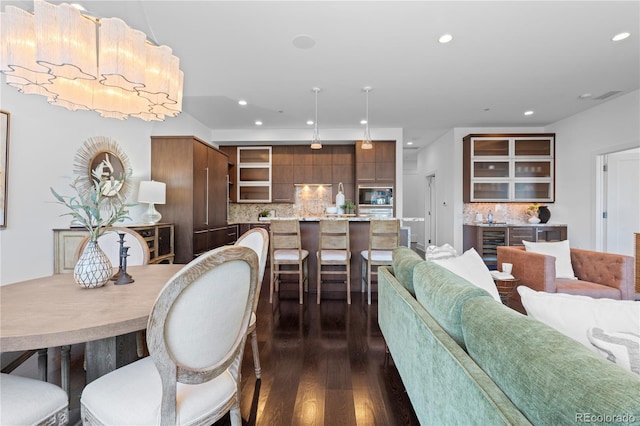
517,286 -> 640,353
523,240 -> 577,279
432,248 -> 501,303
587,328 -> 640,375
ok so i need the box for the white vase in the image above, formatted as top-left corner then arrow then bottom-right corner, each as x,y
528,216 -> 541,224
74,240 -> 113,288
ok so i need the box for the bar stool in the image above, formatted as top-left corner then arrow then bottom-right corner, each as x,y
270,219 -> 309,304
317,219 -> 351,304
361,219 -> 401,304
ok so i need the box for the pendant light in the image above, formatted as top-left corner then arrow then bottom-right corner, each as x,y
361,86 -> 373,150
311,87 -> 322,150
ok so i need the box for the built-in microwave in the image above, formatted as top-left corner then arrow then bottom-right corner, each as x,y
358,186 -> 393,206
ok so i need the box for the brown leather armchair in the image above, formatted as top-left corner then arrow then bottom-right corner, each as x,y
497,246 -> 635,312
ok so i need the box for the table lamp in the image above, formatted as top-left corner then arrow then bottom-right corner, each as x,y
138,180 -> 166,224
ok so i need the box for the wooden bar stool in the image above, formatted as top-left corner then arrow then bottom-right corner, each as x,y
361,219 -> 400,304
270,219 -> 309,304
317,219 -> 351,304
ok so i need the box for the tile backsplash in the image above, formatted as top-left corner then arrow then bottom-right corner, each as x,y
463,203 -> 547,224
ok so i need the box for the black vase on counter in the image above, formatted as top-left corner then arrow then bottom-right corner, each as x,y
538,205 -> 551,223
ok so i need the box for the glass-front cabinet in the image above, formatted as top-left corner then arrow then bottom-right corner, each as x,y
463,134 -> 555,202
237,146 -> 272,202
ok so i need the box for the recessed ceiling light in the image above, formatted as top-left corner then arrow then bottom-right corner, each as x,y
292,34 -> 316,49
238,100 -> 247,106
360,119 -> 367,125
579,93 -> 593,99
255,120 -> 263,126
438,34 -> 453,44
524,110 -> 534,116
306,120 -> 314,125
612,32 -> 630,42
407,141 -> 414,146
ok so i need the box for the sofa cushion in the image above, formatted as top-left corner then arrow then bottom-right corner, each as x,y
461,297 -> 640,425
556,279 -> 622,299
413,261 -> 493,348
587,328 -> 640,375
523,240 -> 577,279
392,246 -> 424,296
432,248 -> 502,303
517,286 -> 640,352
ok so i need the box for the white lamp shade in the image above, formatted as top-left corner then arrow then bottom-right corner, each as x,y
138,181 -> 166,204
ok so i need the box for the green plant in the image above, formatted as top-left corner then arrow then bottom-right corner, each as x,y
51,168 -> 133,241
341,200 -> 356,212
526,203 -> 539,217
258,210 -> 271,217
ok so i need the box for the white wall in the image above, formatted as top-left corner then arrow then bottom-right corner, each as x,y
0,86 -> 211,285
546,90 -> 640,249
415,127 -> 544,252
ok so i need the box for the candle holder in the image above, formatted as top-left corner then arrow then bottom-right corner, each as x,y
111,233 -> 126,281
115,246 -> 134,285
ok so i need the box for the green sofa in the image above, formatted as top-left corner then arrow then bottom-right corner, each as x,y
378,246 -> 640,425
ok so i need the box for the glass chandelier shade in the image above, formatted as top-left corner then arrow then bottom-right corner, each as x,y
311,87 -> 322,150
361,87 -> 373,150
0,0 -> 184,122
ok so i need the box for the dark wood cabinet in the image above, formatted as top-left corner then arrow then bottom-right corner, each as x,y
355,140 -> 395,184
219,146 -> 237,203
272,146 -> 295,202
151,136 -> 230,263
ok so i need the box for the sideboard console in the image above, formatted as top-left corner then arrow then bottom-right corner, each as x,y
53,223 -> 175,274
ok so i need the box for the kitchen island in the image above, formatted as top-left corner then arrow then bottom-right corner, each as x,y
238,217 -> 409,300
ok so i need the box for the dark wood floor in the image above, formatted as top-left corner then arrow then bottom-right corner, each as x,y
12,284 -> 419,426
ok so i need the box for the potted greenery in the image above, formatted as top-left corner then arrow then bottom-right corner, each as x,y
526,203 -> 541,224
341,200 -> 356,215
51,168 -> 132,288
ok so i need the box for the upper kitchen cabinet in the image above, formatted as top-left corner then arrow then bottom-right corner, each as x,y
272,145 -> 295,203
151,136 -> 229,263
463,133 -> 555,203
355,140 -> 396,184
237,146 -> 272,203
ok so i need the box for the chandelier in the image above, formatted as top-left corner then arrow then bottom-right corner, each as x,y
0,0 -> 183,122
311,87 -> 322,150
361,86 -> 373,150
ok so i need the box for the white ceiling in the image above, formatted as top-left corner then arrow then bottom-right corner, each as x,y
4,1 -> 640,153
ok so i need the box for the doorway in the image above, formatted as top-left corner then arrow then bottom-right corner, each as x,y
598,147 -> 640,256
425,174 -> 437,248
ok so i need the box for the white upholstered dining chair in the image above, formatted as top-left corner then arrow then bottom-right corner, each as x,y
80,245 -> 259,426
235,227 -> 269,379
0,373 -> 69,425
76,227 -> 150,269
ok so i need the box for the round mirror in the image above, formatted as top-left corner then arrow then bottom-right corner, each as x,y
73,136 -> 132,199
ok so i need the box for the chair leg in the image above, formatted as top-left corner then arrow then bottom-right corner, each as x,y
361,257 -> 366,293
367,261 -> 372,305
230,405 -> 242,426
299,261 -> 304,304
250,329 -> 261,379
346,262 -> 351,305
317,261 -> 322,304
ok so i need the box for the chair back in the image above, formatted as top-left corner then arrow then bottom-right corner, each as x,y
146,245 -> 258,424
319,219 -> 350,252
77,227 -> 150,266
270,219 -> 302,254
235,227 -> 269,304
369,219 -> 401,251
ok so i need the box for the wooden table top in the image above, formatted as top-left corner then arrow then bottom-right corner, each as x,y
0,264 -> 183,352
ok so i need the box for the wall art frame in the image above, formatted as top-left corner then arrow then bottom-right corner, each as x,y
0,110 -> 9,229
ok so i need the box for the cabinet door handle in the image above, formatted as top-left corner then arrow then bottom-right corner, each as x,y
205,167 -> 209,225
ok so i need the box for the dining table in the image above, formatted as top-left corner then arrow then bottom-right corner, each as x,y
0,263 -> 184,395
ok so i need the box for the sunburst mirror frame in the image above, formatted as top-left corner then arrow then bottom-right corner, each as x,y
73,136 -> 132,202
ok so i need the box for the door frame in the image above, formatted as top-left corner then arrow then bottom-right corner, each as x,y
425,172 -> 437,249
